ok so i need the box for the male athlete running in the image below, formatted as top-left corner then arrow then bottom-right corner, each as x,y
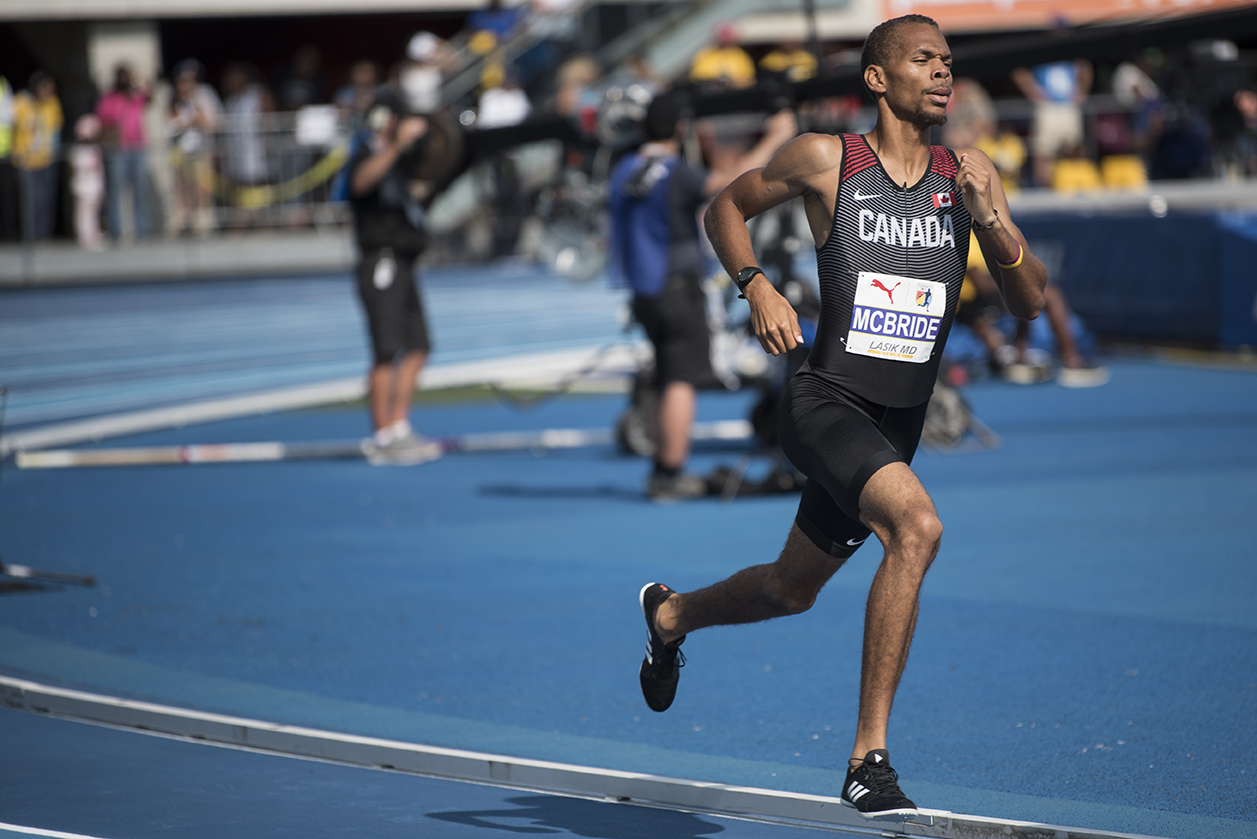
637,14 -> 1047,819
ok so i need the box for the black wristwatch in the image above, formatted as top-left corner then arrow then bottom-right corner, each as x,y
735,266 -> 765,298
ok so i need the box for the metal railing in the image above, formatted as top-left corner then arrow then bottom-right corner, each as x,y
165,106 -> 352,234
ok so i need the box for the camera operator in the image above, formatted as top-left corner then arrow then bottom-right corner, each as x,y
349,89 -> 442,465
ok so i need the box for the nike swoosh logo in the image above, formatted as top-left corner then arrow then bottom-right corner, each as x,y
846,538 -> 866,546
852,191 -> 881,201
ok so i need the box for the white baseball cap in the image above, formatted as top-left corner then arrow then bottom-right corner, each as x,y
407,32 -> 441,62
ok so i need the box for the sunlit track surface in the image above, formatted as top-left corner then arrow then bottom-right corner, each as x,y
0,262 -> 628,429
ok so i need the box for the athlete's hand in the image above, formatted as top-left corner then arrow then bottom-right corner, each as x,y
745,278 -> 803,356
956,152 -> 996,228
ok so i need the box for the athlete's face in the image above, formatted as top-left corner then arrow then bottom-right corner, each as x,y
874,24 -> 953,128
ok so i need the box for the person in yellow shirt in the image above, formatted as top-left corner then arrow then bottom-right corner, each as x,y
758,41 -> 818,83
690,23 -> 757,90
12,71 -> 64,240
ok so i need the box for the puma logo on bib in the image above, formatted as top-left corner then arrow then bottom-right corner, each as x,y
846,271 -> 947,363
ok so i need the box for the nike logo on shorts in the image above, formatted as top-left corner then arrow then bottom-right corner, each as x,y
846,537 -> 866,546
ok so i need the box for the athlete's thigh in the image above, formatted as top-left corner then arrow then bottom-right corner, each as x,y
857,401 -> 937,538
779,375 -> 904,521
779,375 -> 904,557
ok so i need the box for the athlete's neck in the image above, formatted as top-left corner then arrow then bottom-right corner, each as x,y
864,120 -> 933,188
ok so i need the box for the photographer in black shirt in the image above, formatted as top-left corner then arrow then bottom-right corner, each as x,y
349,89 -> 442,465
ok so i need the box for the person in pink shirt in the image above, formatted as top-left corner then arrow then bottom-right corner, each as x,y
95,64 -> 152,241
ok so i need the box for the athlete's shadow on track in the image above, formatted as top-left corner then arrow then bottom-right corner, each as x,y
428,794 -> 724,836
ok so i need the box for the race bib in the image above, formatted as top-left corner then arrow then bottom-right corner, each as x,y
845,271 -> 947,364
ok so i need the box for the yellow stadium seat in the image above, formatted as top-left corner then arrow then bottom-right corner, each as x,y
1101,155 -> 1149,190
1051,158 -> 1103,193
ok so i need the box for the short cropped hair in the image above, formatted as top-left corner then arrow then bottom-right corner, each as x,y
860,14 -> 940,79
644,93 -> 682,141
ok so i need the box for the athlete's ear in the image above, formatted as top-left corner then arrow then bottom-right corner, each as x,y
864,64 -> 887,96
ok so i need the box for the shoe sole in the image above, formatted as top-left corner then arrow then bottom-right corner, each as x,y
839,800 -> 918,820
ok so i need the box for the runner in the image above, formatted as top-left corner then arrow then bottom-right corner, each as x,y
637,14 -> 1047,819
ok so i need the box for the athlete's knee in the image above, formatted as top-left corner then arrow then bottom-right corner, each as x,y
762,572 -> 822,616
887,510 -> 942,564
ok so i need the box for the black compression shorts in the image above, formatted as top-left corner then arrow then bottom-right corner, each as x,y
633,272 -> 717,390
356,247 -> 430,364
778,368 -> 929,557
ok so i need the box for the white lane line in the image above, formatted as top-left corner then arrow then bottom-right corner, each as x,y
0,822 -> 115,839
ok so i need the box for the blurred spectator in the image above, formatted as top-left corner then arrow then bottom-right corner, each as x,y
96,63 -> 152,241
689,23 -> 757,90
1112,52 -> 1165,162
167,59 -> 220,236
942,77 -> 990,147
466,0 -> 525,56
626,53 -> 664,95
1113,54 -> 1161,107
0,74 -> 18,241
478,64 -> 532,257
1235,88 -> 1257,174
477,64 -> 531,128
553,53 -> 600,118
276,45 -> 326,111
12,71 -> 63,241
944,79 -> 1025,192
334,60 -> 382,125
607,95 -> 796,498
220,62 -> 274,189
400,32 -> 450,114
69,114 -> 106,250
957,232 -> 1108,387
1212,87 -> 1257,179
758,41 -> 818,83
1013,57 -> 1093,187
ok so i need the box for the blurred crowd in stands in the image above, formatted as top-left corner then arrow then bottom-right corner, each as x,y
0,9 -> 1255,251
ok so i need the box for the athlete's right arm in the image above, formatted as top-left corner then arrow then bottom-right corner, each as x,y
704,133 -> 842,356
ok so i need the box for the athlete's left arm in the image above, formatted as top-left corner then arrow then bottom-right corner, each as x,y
955,149 -> 1046,320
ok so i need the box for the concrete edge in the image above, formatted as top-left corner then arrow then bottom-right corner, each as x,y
0,676 -> 1164,839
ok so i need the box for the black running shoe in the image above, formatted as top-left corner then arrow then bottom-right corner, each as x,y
840,749 -> 917,819
638,583 -> 685,712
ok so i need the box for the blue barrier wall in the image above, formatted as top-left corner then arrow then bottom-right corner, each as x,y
1216,213 -> 1257,347
1016,210 -> 1257,347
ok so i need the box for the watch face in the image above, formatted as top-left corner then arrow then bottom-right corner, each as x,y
737,268 -> 761,288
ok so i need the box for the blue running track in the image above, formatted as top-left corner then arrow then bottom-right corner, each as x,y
1,270 -> 1255,839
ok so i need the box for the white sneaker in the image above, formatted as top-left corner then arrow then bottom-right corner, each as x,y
1057,364 -> 1110,388
1002,361 -> 1053,384
365,432 -> 444,466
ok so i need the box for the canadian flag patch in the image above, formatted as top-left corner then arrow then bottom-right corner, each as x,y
932,192 -> 955,209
